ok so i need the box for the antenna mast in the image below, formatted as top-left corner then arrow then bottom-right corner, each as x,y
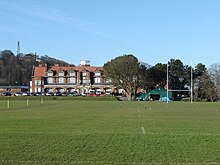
17,41 -> 20,56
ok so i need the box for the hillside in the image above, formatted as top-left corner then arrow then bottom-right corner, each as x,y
0,50 -> 73,86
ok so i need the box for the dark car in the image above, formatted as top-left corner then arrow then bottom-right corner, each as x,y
55,92 -> 62,96
2,92 -> 12,96
67,92 -> 79,96
61,92 -> 68,96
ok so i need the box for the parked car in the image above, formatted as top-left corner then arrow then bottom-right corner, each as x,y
45,92 -> 54,96
2,92 -> 11,96
33,92 -> 42,96
105,91 -> 111,95
67,92 -> 78,96
55,92 -> 62,96
81,93 -> 87,97
22,92 -> 30,96
41,92 -> 46,96
14,92 -> 22,96
30,92 -> 35,96
89,93 -> 98,97
61,92 -> 68,96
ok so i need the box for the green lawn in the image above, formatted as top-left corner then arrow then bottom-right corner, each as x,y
0,98 -> 220,164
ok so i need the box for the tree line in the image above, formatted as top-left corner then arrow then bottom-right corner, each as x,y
104,54 -> 220,101
0,50 -> 70,86
1,50 -> 219,101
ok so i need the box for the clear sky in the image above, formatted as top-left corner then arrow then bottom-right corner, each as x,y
0,0 -> 220,68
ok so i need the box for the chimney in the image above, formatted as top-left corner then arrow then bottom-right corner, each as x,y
80,60 -> 90,66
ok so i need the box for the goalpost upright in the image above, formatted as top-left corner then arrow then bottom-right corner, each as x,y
167,61 -> 193,103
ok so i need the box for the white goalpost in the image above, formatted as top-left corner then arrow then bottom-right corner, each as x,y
166,61 -> 193,103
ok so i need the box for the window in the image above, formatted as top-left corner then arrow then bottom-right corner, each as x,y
94,77 -> 101,83
59,72 -> 64,77
58,77 -> 64,83
35,80 -> 41,85
106,79 -> 111,83
35,87 -> 41,92
47,72 -> 53,76
69,77 -> 76,83
69,72 -> 75,76
82,72 -> 87,76
48,77 -> 53,83
95,72 -> 101,76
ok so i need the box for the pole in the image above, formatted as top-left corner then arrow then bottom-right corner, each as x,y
7,100 -> 10,109
191,61 -> 193,103
167,62 -> 168,103
27,99 -> 29,106
41,98 -> 43,104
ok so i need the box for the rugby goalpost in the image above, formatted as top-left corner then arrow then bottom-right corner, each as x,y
166,61 -> 193,103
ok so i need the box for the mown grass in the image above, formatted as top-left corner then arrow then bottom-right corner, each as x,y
0,99 -> 220,164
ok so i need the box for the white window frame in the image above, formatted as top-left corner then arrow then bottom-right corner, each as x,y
69,77 -> 76,83
82,72 -> 87,76
59,72 -> 64,77
48,77 -> 53,83
69,72 -> 75,77
95,72 -> 101,76
47,72 -> 53,76
58,77 -> 64,83
35,80 -> 41,85
94,77 -> 101,84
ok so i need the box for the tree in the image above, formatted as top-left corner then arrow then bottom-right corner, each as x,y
0,50 -> 71,86
137,64 -> 155,91
194,74 -> 218,102
194,63 -> 207,77
168,59 -> 185,88
209,63 -> 220,100
167,59 -> 187,100
148,63 -> 167,87
193,63 -> 207,100
104,54 -> 141,101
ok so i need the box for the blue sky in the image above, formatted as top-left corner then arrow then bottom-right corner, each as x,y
0,0 -> 220,68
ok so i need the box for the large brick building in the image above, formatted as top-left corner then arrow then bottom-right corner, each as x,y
30,60 -> 113,94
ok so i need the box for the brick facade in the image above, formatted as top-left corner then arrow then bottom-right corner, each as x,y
31,61 -> 113,94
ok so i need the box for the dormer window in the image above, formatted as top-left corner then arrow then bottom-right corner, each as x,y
82,72 -> 87,77
58,69 -> 64,77
69,69 -> 76,77
95,72 -> 101,76
59,72 -> 64,76
47,70 -> 53,76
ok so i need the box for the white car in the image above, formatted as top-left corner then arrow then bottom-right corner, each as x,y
14,92 -> 22,96
81,93 -> 87,97
22,92 -> 30,96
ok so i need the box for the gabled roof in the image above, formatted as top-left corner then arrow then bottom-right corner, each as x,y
34,64 -> 103,77
50,66 -> 103,72
69,68 -> 76,72
58,68 -> 64,73
34,66 -> 47,77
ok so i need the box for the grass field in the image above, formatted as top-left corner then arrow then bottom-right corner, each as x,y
0,97 -> 220,164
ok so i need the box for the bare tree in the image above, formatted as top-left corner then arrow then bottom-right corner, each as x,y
209,63 -> 220,100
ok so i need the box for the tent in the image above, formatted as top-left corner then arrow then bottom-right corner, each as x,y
146,87 -> 172,101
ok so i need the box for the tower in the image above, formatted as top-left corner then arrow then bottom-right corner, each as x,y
17,41 -> 20,56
